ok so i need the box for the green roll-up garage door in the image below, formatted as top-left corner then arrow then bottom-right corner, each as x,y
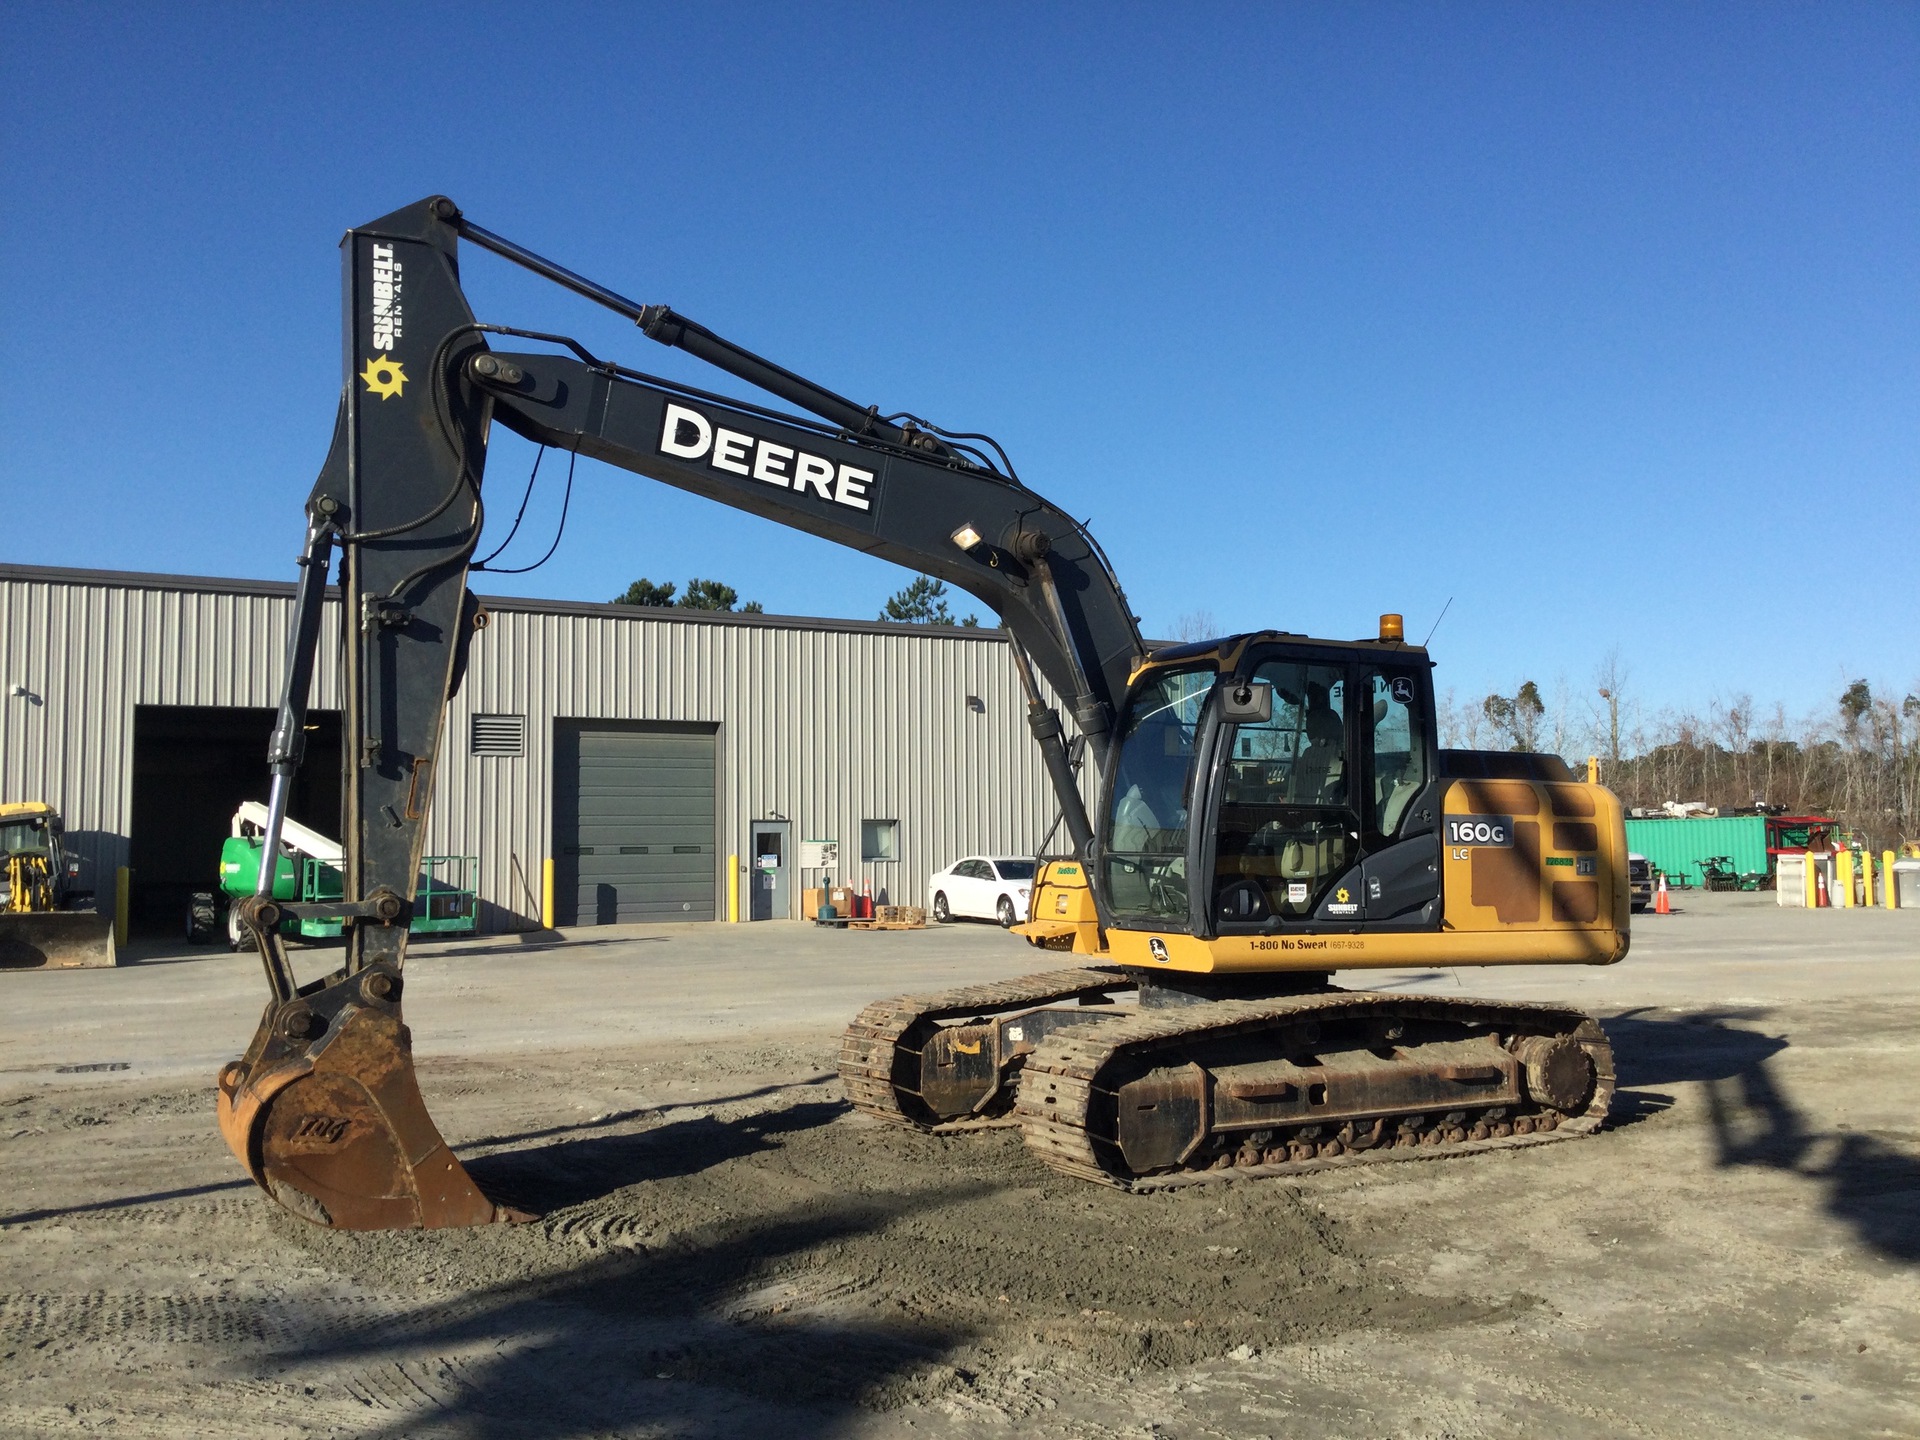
555,723 -> 717,924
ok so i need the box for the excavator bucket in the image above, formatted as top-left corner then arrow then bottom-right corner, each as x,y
0,911 -> 117,969
216,966 -> 530,1230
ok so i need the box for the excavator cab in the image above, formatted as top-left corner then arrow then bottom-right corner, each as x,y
1090,622 -> 1628,982
1101,631 -> 1442,941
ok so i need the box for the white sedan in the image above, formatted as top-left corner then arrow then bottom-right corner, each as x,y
928,856 -> 1036,927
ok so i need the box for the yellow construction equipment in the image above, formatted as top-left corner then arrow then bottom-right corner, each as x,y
220,196 -> 1624,1227
0,802 -> 116,969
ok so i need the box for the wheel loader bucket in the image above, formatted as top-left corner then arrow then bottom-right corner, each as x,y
216,968 -> 531,1230
0,911 -> 117,969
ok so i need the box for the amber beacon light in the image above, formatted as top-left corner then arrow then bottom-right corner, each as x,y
1379,613 -> 1405,642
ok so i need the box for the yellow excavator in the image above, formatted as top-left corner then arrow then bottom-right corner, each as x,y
217,196 -> 1622,1228
0,801 -> 117,969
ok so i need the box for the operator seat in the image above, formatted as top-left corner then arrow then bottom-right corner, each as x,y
1291,689 -> 1345,805
1274,688 -> 1348,898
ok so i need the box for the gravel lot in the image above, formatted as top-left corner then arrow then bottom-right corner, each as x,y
3,894 -> 1916,1438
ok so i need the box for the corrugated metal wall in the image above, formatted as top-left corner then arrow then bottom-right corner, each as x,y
0,565 -> 1077,930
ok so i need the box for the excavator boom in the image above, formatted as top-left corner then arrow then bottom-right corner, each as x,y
221,195 -> 1142,1228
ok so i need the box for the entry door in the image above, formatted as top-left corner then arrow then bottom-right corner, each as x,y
1358,667 -> 1442,924
750,821 -> 791,920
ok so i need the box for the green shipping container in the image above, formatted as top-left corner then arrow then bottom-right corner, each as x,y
1623,816 -> 1771,887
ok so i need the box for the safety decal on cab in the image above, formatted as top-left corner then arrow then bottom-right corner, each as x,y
1444,815 -> 1514,848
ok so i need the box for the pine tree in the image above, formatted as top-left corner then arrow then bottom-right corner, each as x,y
881,575 -> 978,626
1482,681 -> 1546,751
612,577 -> 760,612
679,578 -> 741,611
612,578 -> 677,606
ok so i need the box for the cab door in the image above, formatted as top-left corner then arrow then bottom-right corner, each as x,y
1356,666 -> 1442,925
1205,655 -> 1363,927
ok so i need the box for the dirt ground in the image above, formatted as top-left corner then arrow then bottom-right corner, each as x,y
3,895 -> 1917,1438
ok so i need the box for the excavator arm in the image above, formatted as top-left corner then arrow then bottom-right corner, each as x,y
218,194 -> 1144,1229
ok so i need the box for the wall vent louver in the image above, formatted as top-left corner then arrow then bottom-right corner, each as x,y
471,713 -> 527,758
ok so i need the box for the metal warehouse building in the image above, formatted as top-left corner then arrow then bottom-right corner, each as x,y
0,563 -> 1064,935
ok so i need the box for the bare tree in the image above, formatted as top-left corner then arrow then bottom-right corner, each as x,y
1593,648 -> 1628,774
1171,610 -> 1218,643
1436,687 -> 1482,749
1602,669 -> 1920,851
1544,671 -> 1577,760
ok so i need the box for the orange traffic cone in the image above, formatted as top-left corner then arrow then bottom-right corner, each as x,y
1654,874 -> 1670,914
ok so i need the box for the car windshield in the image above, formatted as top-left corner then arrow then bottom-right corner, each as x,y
992,860 -> 1035,881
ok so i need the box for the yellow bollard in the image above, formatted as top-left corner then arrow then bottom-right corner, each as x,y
1804,850 -> 1817,909
728,854 -> 740,922
541,857 -> 556,930
1835,849 -> 1854,908
1890,850 -> 1902,910
114,866 -> 131,948
1863,852 -> 1875,908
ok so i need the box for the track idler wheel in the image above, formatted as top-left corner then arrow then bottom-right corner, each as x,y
216,966 -> 531,1230
1513,1033 -> 1597,1112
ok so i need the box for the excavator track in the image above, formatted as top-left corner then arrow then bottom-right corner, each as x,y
839,966 -> 1130,1130
1015,991 -> 1613,1190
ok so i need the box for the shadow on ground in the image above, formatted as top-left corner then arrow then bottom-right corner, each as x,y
424,934 -> 672,960
453,1074 -> 837,1152
465,1099 -> 850,1215
266,1188 -> 981,1439
1607,1008 -> 1919,1264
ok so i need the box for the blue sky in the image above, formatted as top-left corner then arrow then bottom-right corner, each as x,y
3,4 -> 1914,729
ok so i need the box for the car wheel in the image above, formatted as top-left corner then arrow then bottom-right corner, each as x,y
997,896 -> 1017,928
932,892 -> 951,924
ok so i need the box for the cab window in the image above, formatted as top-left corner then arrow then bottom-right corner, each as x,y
1103,666 -> 1213,922
1222,663 -> 1347,807
1367,670 -> 1427,837
1211,660 -> 1353,923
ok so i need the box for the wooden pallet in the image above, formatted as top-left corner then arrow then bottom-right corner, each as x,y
847,918 -> 926,931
